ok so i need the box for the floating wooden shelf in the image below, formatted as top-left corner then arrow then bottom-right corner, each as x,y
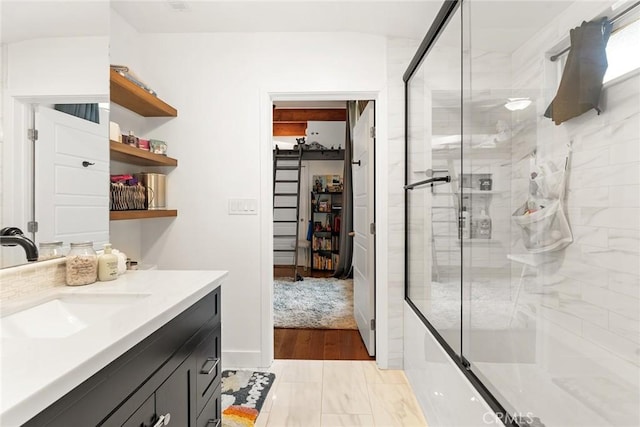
110,140 -> 177,166
110,69 -> 177,117
274,148 -> 345,161
110,210 -> 178,221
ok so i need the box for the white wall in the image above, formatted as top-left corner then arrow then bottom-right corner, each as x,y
6,37 -> 108,100
108,9 -> 149,263
113,26 -> 388,367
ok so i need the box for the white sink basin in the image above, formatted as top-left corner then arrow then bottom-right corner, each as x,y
0,293 -> 151,339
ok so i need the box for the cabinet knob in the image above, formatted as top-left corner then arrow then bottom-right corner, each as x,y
200,357 -> 220,375
153,413 -> 171,427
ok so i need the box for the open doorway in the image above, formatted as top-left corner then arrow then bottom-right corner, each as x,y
271,100 -> 376,361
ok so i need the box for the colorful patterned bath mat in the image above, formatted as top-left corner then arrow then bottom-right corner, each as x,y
221,370 -> 276,427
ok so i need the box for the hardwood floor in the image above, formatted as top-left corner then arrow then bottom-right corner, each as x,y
273,265 -> 333,279
274,328 -> 374,361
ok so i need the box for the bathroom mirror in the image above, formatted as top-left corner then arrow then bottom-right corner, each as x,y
1,0 -> 110,268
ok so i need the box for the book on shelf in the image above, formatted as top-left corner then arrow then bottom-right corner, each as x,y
318,200 -> 330,212
312,236 -> 332,251
312,253 -> 333,270
312,174 -> 343,193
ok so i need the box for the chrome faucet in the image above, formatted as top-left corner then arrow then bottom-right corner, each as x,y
0,227 -> 39,262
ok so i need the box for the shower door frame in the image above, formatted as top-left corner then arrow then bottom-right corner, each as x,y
403,1 -> 518,425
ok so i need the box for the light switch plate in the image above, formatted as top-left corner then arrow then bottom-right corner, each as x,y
228,198 -> 258,215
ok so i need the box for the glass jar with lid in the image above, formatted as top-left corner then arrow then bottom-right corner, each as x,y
66,242 -> 98,286
38,241 -> 64,261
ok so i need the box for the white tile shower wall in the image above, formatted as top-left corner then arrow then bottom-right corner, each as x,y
0,258 -> 66,301
387,37 -> 421,369
510,0 -> 639,384
1,43 -> 4,228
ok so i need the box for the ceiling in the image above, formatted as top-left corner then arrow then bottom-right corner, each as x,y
1,1 -> 109,43
110,1 -> 440,38
1,1 -> 578,53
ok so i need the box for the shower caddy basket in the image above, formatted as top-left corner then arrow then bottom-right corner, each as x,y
512,146 -> 573,253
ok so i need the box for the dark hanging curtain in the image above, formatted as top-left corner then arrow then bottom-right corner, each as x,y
333,101 -> 357,278
54,103 -> 100,124
544,17 -> 612,125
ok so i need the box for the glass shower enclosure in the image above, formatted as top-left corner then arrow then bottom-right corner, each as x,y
405,1 -> 640,426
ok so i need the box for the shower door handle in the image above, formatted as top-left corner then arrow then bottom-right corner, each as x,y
404,176 -> 451,190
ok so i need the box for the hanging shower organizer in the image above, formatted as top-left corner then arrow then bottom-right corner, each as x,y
511,145 -> 573,253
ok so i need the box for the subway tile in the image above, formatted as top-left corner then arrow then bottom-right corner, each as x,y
540,305 -> 583,335
582,322 -> 640,366
609,185 -> 640,208
579,114 -> 640,149
570,225 -> 609,248
609,140 -> 640,165
571,163 -> 640,189
609,271 -> 640,298
557,259 -> 608,288
582,285 -> 640,321
547,297 -> 609,328
570,147 -> 609,169
601,80 -> 640,123
581,245 -> 639,275
609,312 -> 640,345
581,207 -> 640,230
609,228 -> 640,254
567,186 -> 609,207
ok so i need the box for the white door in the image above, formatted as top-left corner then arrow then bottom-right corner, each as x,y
35,106 -> 109,251
352,102 -> 375,356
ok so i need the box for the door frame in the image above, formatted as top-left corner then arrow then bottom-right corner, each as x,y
259,90 -> 389,368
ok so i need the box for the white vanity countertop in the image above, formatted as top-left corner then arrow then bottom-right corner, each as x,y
0,269 -> 227,426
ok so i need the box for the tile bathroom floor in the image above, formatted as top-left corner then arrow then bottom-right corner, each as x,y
254,359 -> 428,427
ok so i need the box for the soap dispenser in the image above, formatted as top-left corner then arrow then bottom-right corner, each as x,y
460,207 -> 470,239
98,244 -> 119,281
477,209 -> 492,239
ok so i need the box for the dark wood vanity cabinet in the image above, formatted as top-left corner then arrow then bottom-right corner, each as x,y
24,286 -> 222,427
119,352 -> 193,427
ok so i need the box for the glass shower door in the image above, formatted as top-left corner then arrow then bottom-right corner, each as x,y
460,1 -> 640,426
406,5 -> 463,356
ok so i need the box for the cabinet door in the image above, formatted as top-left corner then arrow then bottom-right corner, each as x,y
122,395 -> 155,427
195,325 -> 221,417
155,359 -> 192,427
196,383 -> 221,427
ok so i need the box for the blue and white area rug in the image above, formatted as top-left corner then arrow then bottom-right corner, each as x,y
273,277 -> 357,329
222,370 -> 276,427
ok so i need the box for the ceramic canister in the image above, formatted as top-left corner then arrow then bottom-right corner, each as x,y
133,173 -> 166,210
